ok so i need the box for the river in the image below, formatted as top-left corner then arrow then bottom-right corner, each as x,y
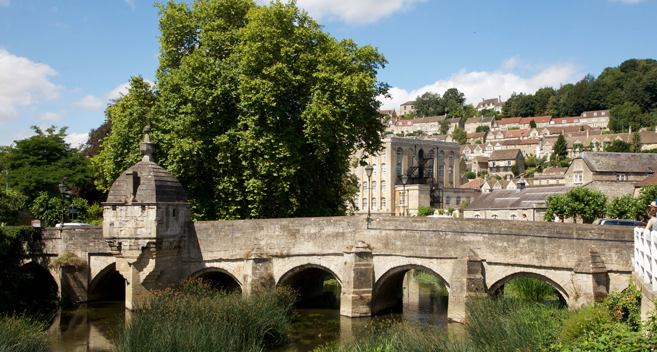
48,271 -> 452,352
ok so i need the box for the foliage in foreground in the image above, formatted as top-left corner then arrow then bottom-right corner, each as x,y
0,314 -> 49,352
504,277 -> 559,302
112,279 -> 297,352
0,226 -> 37,314
544,187 -> 608,223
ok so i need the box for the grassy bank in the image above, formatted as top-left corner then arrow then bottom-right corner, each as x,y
0,314 -> 49,352
111,279 -> 296,352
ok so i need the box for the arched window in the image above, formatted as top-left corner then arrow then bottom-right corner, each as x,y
439,166 -> 444,176
449,152 -> 454,160
446,196 -> 451,205
354,199 -> 359,209
382,149 -> 387,157
429,150 -> 434,159
466,197 -> 471,204
372,198 -> 377,208
381,181 -> 386,193
438,182 -> 444,188
449,166 -> 453,175
396,148 -> 402,157
371,181 -> 377,194
492,214 -> 498,219
456,196 -> 461,205
474,214 -> 480,219
381,163 -> 386,175
381,198 -> 387,209
362,181 -> 368,192
510,214 -> 517,220
396,148 -> 403,174
372,164 -> 377,175
439,151 -> 444,159
362,198 -> 368,210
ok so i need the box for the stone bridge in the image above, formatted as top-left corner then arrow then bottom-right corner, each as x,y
21,128 -> 634,322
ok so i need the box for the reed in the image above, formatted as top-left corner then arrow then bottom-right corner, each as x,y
0,314 -> 49,352
111,279 -> 296,352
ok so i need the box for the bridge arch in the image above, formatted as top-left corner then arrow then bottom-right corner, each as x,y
277,264 -> 342,308
88,263 -> 125,301
372,264 -> 450,315
189,267 -> 242,293
18,262 -> 59,307
488,271 -> 570,306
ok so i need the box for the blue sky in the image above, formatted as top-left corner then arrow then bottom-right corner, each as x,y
1,0 -> 655,146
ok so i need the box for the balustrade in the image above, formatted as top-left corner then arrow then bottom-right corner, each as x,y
634,227 -> 657,291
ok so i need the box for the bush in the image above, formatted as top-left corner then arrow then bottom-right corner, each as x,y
112,279 -> 297,352
417,206 -> 435,217
0,314 -> 49,352
48,251 -> 87,270
464,171 -> 476,179
0,226 -> 36,314
558,306 -> 612,344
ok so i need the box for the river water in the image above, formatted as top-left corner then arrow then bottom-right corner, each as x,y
48,272 -> 451,352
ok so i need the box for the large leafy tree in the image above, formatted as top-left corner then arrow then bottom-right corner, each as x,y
451,127 -> 467,145
6,126 -> 92,203
93,0 -> 389,220
544,187 -> 607,223
551,134 -> 568,162
606,193 -> 642,221
0,190 -> 28,225
609,102 -> 645,133
414,92 -> 443,117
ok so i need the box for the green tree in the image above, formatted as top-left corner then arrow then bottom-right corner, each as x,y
442,88 -> 466,110
544,193 -> 569,222
606,193 -> 642,220
605,139 -> 631,153
565,187 -> 608,224
30,192 -> 65,227
6,126 -> 92,203
636,185 -> 657,217
94,0 -> 389,221
551,134 -> 568,162
413,92 -> 443,117
0,190 -> 28,226
529,120 -> 537,129
609,102 -> 645,133
511,164 -> 519,176
464,171 -> 476,179
439,120 -> 450,135
452,127 -> 467,145
417,206 -> 436,217
475,125 -> 490,133
630,132 -> 642,153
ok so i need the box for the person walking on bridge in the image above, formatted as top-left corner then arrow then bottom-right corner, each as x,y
553,212 -> 562,223
644,202 -> 657,231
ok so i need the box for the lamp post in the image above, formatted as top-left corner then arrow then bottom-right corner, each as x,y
365,166 -> 374,225
58,180 -> 67,230
401,174 -> 408,216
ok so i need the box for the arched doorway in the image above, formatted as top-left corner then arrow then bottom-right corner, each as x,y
88,263 -> 125,302
372,265 -> 449,320
278,265 -> 342,309
488,272 -> 568,307
18,262 -> 59,310
191,268 -> 242,293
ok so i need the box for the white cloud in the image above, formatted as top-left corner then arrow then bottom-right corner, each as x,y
256,0 -> 426,25
74,94 -> 105,110
40,109 -> 67,122
123,0 -> 135,9
73,80 -> 152,110
0,0 -> 9,7
65,133 -> 88,149
613,0 -> 645,3
379,60 -> 584,111
0,47 -> 63,124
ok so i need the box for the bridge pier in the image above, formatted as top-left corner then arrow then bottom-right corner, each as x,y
340,241 -> 374,317
57,265 -> 89,304
447,248 -> 486,323
243,249 -> 274,295
571,248 -> 608,308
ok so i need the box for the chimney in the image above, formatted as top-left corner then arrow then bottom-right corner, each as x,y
587,129 -> 589,137
482,98 -> 485,102
498,95 -> 501,103
506,174 -> 511,181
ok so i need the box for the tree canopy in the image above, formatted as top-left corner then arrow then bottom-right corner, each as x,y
544,187 -> 607,223
452,127 -> 467,145
413,88 -> 466,118
551,134 -> 568,162
92,0 -> 389,220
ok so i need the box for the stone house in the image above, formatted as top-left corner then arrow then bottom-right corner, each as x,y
466,132 -> 487,144
486,130 -> 506,141
519,116 -> 552,129
528,167 -> 567,186
488,149 -> 525,176
470,156 -> 489,174
379,109 -> 397,119
579,110 -> 610,129
505,129 -> 530,140
482,176 -> 517,192
475,96 -> 504,112
464,185 -> 573,221
465,116 -> 496,133
497,117 -> 522,130
564,152 -> 657,199
399,100 -> 415,116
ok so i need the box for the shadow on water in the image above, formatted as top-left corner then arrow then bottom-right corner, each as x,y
48,271 -> 449,352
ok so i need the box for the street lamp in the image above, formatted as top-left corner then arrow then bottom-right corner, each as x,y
401,174 -> 408,216
365,166 -> 374,224
58,180 -> 67,229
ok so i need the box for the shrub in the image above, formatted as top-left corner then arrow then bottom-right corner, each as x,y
0,314 -> 49,352
112,279 -> 297,352
417,206 -> 435,217
558,306 -> 612,344
464,171 -> 476,179
48,251 -> 87,270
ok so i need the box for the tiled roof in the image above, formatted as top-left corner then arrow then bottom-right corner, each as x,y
499,117 -> 522,125
581,110 -> 610,118
580,152 -> 657,173
401,100 -> 416,106
550,116 -> 582,125
505,129 -> 530,138
539,167 -> 568,176
519,138 -> 541,145
519,116 -> 552,124
635,173 -> 657,188
480,117 -> 495,123
460,178 -> 485,189
467,132 -> 487,139
489,149 -> 522,161
465,117 -> 483,124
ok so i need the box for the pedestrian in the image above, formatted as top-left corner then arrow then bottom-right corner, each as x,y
553,212 -> 561,223
522,214 -> 529,221
645,202 -> 657,231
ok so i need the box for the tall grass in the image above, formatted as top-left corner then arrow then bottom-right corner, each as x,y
504,277 -> 559,302
111,279 -> 296,352
0,314 -> 49,352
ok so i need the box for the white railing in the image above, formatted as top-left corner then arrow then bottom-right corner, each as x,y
634,227 -> 657,292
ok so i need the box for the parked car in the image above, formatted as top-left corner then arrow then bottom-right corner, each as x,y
597,219 -> 646,227
55,223 -> 94,227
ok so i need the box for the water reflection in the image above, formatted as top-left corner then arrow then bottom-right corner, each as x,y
48,271 -> 449,352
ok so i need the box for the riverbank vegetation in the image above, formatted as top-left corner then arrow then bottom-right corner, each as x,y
0,314 -> 49,352
316,278 -> 657,352
111,279 -> 297,352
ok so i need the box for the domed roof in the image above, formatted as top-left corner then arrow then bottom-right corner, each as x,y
105,126 -> 188,205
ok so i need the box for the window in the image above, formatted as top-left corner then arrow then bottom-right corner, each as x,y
593,112 -> 597,116
550,121 -> 555,125
508,160 -> 512,166
362,198 -> 368,209
449,166 -> 453,175
583,113 -> 587,117
573,173 -> 582,184
382,164 -> 386,175
372,198 -> 377,208
507,167 -> 512,172
492,161 -> 496,167
382,149 -> 386,157
466,197 -> 471,204
456,196 -> 461,205
372,164 -> 377,175
363,181 -> 368,191
446,196 -> 451,205
372,181 -> 377,194
574,119 -> 579,123
396,148 -> 402,157
381,198 -> 386,209
439,182 -> 444,188
492,214 -> 498,219
381,181 -> 386,193
602,111 -> 606,116
439,166 -> 444,176
429,150 -> 434,158
546,180 -> 550,185
449,152 -> 454,160
510,214 -> 517,220
396,148 -> 403,174
487,145 -> 492,151
449,182 -> 454,188
439,151 -> 444,159
617,173 -> 626,181
354,199 -> 359,209
474,214 -> 480,219
399,192 -> 405,205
